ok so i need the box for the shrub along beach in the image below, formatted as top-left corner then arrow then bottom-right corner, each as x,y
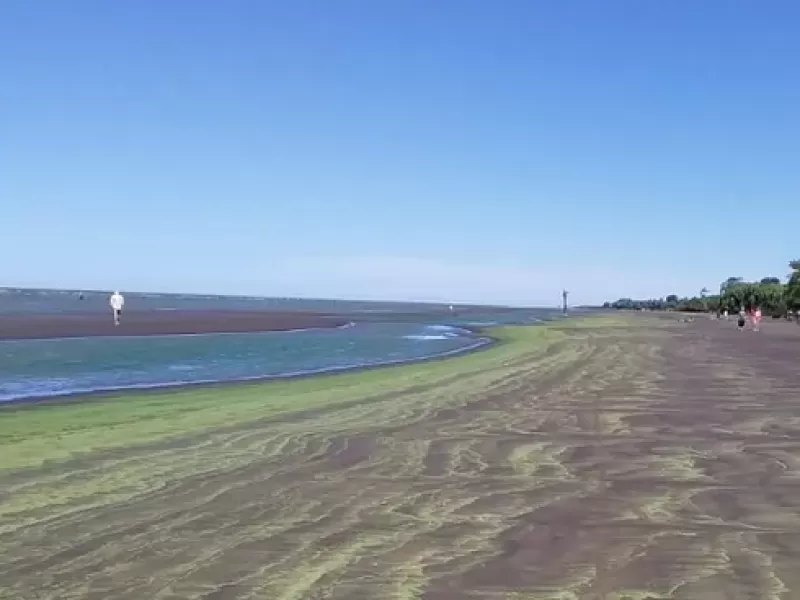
605,258 -> 800,317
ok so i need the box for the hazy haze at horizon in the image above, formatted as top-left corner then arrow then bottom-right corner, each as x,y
2,1 -> 798,306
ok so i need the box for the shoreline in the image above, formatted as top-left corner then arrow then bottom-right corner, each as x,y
0,325 -> 499,408
9,316 -> 800,596
0,309 -> 350,341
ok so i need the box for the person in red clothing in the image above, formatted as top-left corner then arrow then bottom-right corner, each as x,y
752,306 -> 762,331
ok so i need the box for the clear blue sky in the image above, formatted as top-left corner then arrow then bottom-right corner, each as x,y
2,1 -> 798,306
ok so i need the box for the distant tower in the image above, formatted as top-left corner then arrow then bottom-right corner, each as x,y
562,289 -> 569,314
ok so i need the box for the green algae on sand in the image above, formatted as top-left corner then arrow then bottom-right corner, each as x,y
0,322 -> 577,473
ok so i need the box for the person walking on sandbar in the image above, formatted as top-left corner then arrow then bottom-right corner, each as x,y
109,291 -> 125,326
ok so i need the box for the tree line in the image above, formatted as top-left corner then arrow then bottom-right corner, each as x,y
604,259 -> 800,317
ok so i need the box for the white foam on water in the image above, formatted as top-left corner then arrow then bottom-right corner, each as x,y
426,324 -> 458,332
168,364 -> 199,372
403,323 -> 474,342
426,324 -> 474,337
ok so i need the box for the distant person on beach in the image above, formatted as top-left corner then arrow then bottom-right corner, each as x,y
752,306 -> 762,331
109,291 -> 124,326
737,308 -> 746,331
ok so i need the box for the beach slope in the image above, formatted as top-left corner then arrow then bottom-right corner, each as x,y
3,316 -> 800,598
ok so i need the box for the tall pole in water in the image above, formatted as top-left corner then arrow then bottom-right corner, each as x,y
562,289 -> 569,314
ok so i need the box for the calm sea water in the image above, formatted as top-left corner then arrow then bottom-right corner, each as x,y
0,287 -> 452,315
0,288 -> 562,402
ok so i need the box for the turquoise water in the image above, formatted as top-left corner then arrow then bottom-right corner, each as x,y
0,289 -> 561,402
0,323 -> 487,401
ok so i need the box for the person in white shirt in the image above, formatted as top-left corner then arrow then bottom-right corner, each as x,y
109,291 -> 125,326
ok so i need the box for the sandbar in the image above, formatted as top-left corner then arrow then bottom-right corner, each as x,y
0,309 -> 350,340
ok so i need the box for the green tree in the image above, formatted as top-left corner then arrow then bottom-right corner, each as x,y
787,260 -> 800,313
719,279 -> 787,316
604,261 -> 800,317
721,277 -> 743,292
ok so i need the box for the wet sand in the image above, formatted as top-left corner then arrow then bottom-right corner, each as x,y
4,316 -> 800,598
0,310 -> 350,340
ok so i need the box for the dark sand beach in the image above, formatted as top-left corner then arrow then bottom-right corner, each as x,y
0,310 -> 350,340
4,315 -> 800,598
